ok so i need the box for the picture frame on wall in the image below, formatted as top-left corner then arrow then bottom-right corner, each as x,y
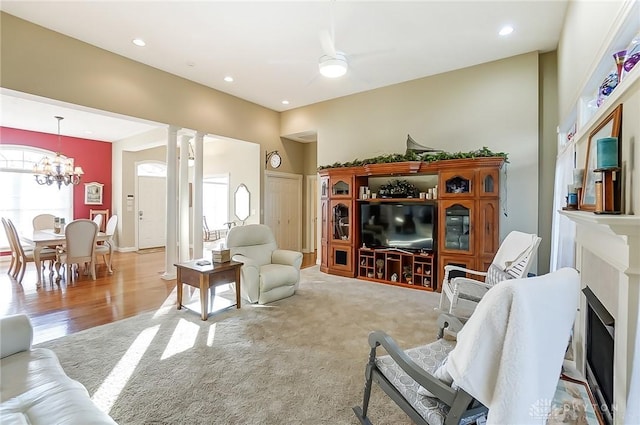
580,104 -> 622,210
84,181 -> 104,205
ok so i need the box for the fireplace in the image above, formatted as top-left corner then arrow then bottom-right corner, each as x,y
584,287 -> 614,425
559,209 -> 640,424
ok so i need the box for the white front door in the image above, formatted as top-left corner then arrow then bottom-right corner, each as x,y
138,175 -> 166,249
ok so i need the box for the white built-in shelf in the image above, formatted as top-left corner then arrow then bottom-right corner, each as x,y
559,1 -> 640,154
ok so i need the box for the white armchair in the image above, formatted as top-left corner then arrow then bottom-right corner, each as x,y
226,224 -> 303,304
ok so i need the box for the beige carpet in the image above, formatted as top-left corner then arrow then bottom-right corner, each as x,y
37,266 -> 446,425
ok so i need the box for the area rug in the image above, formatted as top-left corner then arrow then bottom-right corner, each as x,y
37,266 -> 445,424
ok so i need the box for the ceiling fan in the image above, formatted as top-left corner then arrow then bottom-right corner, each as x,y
318,1 -> 348,78
318,29 -> 348,78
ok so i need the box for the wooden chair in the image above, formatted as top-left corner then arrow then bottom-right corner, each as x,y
89,209 -> 109,233
95,215 -> 118,274
55,219 -> 99,282
2,218 -> 56,284
354,268 -> 580,425
438,231 -> 542,317
203,216 -> 220,241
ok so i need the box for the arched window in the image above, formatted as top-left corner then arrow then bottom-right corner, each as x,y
137,162 -> 166,177
0,145 -> 73,249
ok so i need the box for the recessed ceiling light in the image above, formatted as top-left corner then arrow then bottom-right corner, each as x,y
84,130 -> 93,135
499,26 -> 514,36
224,76 -> 234,82
282,100 -> 290,105
132,38 -> 146,47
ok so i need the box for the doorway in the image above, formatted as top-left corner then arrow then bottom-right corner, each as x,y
136,162 -> 167,249
264,171 -> 302,251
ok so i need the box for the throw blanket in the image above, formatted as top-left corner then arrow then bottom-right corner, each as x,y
446,268 -> 579,424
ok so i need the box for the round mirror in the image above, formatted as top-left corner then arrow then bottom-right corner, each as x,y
234,184 -> 250,222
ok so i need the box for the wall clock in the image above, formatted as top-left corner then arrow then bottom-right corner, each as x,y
266,150 -> 282,169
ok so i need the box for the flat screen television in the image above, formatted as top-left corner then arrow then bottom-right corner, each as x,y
360,203 -> 436,251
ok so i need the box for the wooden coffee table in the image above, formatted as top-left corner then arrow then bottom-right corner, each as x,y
174,260 -> 242,320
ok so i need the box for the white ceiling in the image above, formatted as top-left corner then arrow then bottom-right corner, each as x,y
0,1 -> 568,141
1,89 -> 162,142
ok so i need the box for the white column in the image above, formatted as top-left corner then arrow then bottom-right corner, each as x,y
192,132 -> 205,259
162,125 -> 179,280
179,134 -> 191,262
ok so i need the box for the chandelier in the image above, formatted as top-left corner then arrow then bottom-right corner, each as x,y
33,116 -> 84,189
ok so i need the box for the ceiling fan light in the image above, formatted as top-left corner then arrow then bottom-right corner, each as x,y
319,56 -> 348,78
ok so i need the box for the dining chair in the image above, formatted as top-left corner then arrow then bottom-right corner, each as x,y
32,214 -> 55,231
89,209 -> 109,233
1,218 -> 18,277
95,215 -> 118,274
55,219 -> 99,282
203,216 -> 220,242
2,217 -> 57,284
92,214 -> 103,232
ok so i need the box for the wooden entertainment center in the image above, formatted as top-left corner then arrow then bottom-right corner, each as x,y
319,157 -> 504,292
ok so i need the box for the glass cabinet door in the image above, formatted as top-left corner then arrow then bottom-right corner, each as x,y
320,175 -> 329,199
332,180 -> 350,196
478,168 -> 500,198
332,202 -> 350,241
439,170 -> 475,198
441,201 -> 473,254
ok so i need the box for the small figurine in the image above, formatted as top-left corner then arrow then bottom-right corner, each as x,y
376,259 -> 384,279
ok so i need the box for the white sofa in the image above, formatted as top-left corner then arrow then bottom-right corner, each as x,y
0,314 -> 117,424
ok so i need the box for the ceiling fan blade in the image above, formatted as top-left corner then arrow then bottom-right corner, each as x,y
319,29 -> 336,57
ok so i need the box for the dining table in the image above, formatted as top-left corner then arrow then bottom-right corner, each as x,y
22,228 -> 109,285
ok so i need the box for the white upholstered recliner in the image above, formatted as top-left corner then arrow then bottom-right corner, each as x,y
226,224 -> 303,304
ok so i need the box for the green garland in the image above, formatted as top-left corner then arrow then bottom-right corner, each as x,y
317,146 -> 508,170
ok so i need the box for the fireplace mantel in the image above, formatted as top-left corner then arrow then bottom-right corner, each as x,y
559,210 -> 640,424
560,211 -> 640,276
559,210 -> 640,239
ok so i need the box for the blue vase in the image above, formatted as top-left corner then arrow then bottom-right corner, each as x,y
597,137 -> 618,169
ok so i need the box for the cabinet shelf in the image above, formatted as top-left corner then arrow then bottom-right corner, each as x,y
358,248 -> 435,291
357,198 -> 437,203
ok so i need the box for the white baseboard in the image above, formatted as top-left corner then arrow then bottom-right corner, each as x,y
116,247 -> 138,253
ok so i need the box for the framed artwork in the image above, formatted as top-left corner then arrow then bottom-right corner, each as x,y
580,104 -> 622,210
547,374 -> 604,425
84,182 -> 104,205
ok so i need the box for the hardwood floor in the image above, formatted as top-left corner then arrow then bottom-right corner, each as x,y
0,250 -> 317,344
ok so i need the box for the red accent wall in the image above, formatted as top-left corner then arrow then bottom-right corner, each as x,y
1,126 -> 112,220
